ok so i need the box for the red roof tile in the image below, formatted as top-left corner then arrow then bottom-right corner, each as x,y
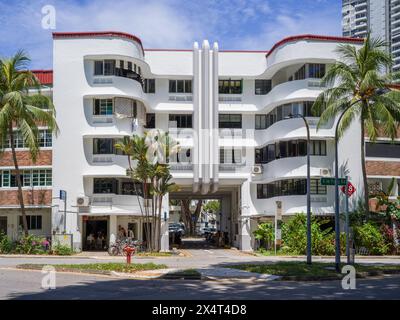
32,70 -> 53,85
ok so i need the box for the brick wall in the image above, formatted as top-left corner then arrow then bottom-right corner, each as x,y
366,160 -> 400,176
0,189 -> 52,206
0,150 -> 52,166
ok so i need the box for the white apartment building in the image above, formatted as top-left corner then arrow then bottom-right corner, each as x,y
51,31 -> 371,252
342,0 -> 400,71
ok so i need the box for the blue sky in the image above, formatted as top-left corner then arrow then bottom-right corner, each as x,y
0,0 -> 342,69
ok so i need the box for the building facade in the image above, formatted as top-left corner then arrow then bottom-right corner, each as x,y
0,70 -> 53,241
48,32 -> 376,252
342,0 -> 400,71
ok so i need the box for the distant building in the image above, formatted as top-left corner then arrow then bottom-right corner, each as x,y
342,0 -> 400,71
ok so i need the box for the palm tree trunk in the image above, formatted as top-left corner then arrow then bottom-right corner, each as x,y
158,194 -> 163,251
9,125 -> 28,236
360,118 -> 370,213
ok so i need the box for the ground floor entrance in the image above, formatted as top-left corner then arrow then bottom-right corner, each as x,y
169,185 -> 243,250
82,217 -> 108,251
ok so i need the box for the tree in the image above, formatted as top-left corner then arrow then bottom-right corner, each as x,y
313,34 -> 400,210
0,50 -> 58,236
181,199 -> 203,236
115,130 -> 179,251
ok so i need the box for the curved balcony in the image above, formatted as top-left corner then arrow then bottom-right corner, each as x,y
89,194 -> 144,215
250,195 -> 333,216
254,117 -> 335,147
251,156 -> 333,183
219,79 -> 324,113
83,76 -> 149,108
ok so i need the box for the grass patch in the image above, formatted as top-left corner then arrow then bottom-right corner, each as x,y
225,262 -> 400,281
18,262 -> 167,274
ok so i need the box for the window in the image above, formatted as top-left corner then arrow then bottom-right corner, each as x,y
93,178 -> 118,194
145,113 -> 156,129
220,148 -> 242,164
219,79 -> 243,94
308,64 -> 326,78
311,140 -> 327,156
257,178 -> 324,199
310,179 -> 327,195
1,169 -> 52,188
255,101 -> 319,129
366,142 -> 400,158
219,114 -> 242,129
94,61 -> 103,75
93,138 -> 114,154
169,80 -> 192,93
293,65 -> 306,81
39,130 -> 52,147
169,114 -> 192,128
19,215 -> 42,230
255,80 -> 272,95
255,140 -> 326,164
143,79 -> 156,93
104,60 -> 116,76
255,115 -> 267,130
94,99 -> 113,116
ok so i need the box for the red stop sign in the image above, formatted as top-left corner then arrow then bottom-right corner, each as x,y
341,182 -> 356,197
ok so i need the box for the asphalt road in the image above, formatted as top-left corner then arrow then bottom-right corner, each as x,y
1,268 -> 400,300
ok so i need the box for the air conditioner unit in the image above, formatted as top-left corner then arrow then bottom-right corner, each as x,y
76,196 -> 89,207
320,168 -> 331,177
252,165 -> 263,174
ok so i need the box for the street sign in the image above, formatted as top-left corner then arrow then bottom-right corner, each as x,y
320,177 -> 347,186
341,182 -> 356,197
59,190 -> 67,201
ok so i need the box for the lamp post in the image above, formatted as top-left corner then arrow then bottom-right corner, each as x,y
286,114 -> 311,264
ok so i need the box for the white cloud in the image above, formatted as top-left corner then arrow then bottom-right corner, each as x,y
0,0 -> 341,68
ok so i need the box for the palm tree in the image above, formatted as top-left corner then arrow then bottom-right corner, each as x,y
313,34 -> 400,211
0,50 -> 58,236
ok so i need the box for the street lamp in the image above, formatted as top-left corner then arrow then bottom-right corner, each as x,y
286,114 -> 311,264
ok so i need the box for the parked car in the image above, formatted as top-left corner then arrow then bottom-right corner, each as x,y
169,223 -> 185,236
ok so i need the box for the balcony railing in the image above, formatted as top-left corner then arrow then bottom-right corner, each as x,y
170,164 -> 193,171
219,163 -> 246,171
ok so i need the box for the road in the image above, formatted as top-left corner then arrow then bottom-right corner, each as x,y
1,238 -> 400,300
0,268 -> 399,300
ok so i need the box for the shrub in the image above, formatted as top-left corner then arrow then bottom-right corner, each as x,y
15,235 -> 48,254
0,232 -> 13,254
281,214 -> 343,256
353,222 -> 388,255
253,223 -> 274,250
52,244 -> 74,256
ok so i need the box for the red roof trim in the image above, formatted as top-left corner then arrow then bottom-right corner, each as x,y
52,31 -> 144,55
145,49 -> 269,53
32,70 -> 53,85
266,34 -> 364,58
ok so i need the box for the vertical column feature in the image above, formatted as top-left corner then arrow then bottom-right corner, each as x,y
201,40 -> 211,194
193,42 -> 201,193
211,42 -> 219,193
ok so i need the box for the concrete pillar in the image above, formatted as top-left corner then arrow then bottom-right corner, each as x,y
109,215 -> 117,246
239,217 -> 252,251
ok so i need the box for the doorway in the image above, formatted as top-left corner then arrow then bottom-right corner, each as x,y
83,218 -> 108,251
0,217 -> 7,235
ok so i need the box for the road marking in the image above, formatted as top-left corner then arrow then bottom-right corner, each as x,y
204,250 -> 214,254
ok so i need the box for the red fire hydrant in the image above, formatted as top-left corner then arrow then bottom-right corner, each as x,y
123,246 -> 136,264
